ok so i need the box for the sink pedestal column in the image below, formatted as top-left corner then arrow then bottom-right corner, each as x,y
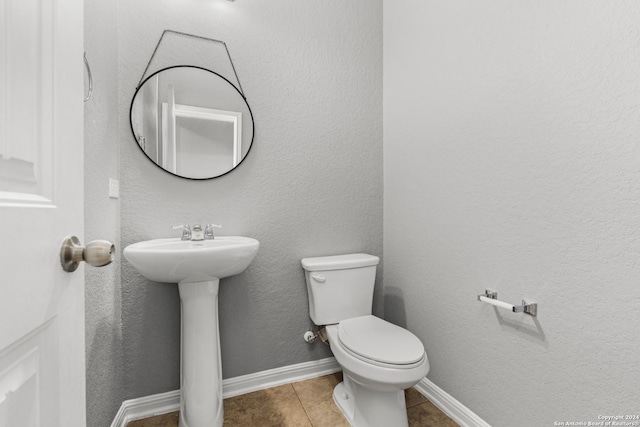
178,279 -> 223,427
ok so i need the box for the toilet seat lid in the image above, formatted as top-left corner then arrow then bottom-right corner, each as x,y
337,315 -> 425,366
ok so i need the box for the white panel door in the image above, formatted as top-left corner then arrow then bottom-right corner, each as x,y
0,0 -> 86,426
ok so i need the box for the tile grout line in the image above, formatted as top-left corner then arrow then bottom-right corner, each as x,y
405,386 -> 429,409
291,381 -> 316,427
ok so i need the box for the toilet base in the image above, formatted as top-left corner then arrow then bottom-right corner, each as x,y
332,375 -> 409,427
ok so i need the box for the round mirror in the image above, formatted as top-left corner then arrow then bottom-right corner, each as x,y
130,66 -> 254,180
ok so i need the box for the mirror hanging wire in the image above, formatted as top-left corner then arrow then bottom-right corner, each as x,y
137,30 -> 246,99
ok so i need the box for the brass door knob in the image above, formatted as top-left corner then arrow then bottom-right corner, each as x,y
60,236 -> 115,272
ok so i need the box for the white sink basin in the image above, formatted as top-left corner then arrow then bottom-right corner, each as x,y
123,235 -> 259,427
123,236 -> 259,283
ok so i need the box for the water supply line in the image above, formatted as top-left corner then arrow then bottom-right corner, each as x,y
303,327 -> 328,344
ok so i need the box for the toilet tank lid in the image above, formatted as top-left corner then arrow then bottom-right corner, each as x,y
301,253 -> 380,271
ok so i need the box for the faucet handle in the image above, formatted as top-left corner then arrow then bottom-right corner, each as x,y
172,224 -> 192,241
204,224 -> 222,240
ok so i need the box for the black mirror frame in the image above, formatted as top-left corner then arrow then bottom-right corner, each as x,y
129,65 -> 255,181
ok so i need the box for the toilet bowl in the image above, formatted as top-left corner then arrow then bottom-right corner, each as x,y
301,254 -> 430,427
325,316 -> 429,427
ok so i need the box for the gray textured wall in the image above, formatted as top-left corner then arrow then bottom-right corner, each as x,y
84,0 -> 123,425
118,0 -> 383,402
384,1 -> 640,425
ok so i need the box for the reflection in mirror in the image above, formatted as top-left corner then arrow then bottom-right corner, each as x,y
130,66 -> 254,179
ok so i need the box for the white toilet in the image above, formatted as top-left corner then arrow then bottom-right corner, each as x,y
301,253 -> 429,427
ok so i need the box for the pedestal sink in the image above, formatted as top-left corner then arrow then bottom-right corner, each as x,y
123,236 -> 259,427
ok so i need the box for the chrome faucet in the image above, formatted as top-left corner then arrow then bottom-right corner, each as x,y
173,223 -> 222,241
191,224 -> 205,241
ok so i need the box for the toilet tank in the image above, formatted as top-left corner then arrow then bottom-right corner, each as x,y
301,253 -> 380,325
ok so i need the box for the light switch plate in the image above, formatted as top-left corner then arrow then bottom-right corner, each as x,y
109,178 -> 119,199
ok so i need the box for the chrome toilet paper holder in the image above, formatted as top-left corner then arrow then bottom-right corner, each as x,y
477,289 -> 537,316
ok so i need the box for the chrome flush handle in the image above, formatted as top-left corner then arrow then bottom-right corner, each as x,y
311,274 -> 326,283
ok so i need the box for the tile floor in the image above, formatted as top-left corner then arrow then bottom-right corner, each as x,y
127,372 -> 459,427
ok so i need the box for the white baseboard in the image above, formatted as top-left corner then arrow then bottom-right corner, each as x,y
110,388 -> 180,427
222,356 -> 341,398
110,357 -> 341,427
414,377 -> 492,427
111,358 -> 490,427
